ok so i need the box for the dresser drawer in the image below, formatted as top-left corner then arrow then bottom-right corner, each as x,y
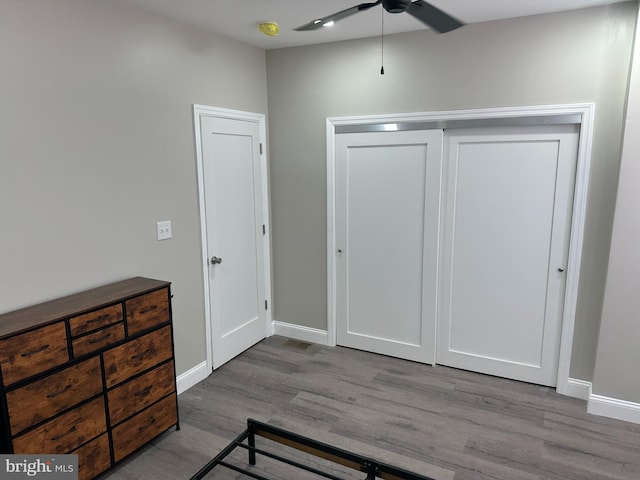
0,322 -> 69,385
112,393 -> 177,463
103,326 -> 173,388
126,288 -> 170,335
108,361 -> 175,426
6,356 -> 103,435
73,433 -> 111,480
12,397 -> 106,454
72,322 -> 125,357
69,303 -> 124,337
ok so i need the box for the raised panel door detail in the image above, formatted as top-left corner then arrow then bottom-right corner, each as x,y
103,326 -> 173,388
345,143 -> 427,343
200,115 -> 268,369
126,289 -> 170,335
6,356 -> 102,435
437,126 -> 578,386
12,397 -> 106,454
111,394 -> 178,462
69,304 -> 123,337
207,133 -> 260,338
0,322 -> 69,385
335,130 -> 443,364
448,141 -> 557,363
108,361 -> 176,425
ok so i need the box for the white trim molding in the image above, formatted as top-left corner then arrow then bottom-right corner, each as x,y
588,393 -> 640,424
177,361 -> 209,395
565,378 -> 592,401
193,104 -> 273,374
326,104 -> 595,395
273,321 -> 329,346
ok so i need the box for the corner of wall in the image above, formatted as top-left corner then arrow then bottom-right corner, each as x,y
563,378 -> 592,401
272,321 -> 329,345
177,361 -> 210,395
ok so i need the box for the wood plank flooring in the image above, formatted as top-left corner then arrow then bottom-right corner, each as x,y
106,336 -> 640,480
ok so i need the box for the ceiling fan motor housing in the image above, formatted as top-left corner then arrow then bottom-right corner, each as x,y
383,0 -> 412,13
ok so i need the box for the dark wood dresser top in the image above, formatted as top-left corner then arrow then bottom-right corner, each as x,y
0,277 -> 170,338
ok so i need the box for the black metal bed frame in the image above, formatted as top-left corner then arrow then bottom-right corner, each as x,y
190,418 -> 435,480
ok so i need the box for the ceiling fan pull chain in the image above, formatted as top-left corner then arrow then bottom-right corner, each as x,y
380,7 -> 385,74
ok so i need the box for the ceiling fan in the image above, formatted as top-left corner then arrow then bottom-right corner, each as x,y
295,0 -> 464,34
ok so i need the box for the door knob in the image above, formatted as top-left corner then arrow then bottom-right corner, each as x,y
211,256 -> 223,265
558,267 -> 565,272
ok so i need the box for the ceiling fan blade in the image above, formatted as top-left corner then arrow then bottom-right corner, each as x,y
406,0 -> 464,33
295,1 -> 382,31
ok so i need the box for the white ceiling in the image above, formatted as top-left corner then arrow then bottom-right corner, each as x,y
112,0 -> 629,50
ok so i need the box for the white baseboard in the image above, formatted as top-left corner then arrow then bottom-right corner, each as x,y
176,360 -> 210,395
562,378 -> 592,400
588,393 -> 640,425
272,321 -> 329,346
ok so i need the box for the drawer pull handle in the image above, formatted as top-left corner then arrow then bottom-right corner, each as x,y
86,314 -> 109,325
88,332 -> 112,344
139,306 -> 158,315
138,417 -> 157,433
46,384 -> 73,398
50,425 -> 77,441
131,348 -> 153,361
21,344 -> 49,357
135,386 -> 152,398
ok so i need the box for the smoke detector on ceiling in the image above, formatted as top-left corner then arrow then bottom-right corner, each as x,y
258,22 -> 279,36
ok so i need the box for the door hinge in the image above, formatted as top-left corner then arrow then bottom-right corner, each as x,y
265,300 -> 268,310
262,224 -> 266,235
260,143 -> 263,154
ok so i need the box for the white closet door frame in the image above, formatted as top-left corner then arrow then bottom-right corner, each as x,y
326,104 -> 595,398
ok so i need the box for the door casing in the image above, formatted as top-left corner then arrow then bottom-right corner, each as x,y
193,104 -> 273,374
326,104 -> 595,397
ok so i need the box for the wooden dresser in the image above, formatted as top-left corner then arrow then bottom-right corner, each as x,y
0,277 -> 179,480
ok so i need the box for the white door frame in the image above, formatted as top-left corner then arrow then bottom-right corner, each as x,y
193,104 -> 273,375
326,103 -> 595,396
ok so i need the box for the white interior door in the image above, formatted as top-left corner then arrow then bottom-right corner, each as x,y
335,130 -> 443,364
437,125 -> 578,386
200,115 -> 267,369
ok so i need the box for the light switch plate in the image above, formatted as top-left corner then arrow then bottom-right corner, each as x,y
156,220 -> 172,240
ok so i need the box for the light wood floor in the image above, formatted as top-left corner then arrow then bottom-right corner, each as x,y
107,336 -> 640,480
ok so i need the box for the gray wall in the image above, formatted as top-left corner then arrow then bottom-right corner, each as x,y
593,3 -> 640,403
0,0 -> 268,375
266,3 -> 636,381
1,0 -> 636,393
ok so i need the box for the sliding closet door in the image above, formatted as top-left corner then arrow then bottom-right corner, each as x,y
437,125 -> 578,386
335,130 -> 443,364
